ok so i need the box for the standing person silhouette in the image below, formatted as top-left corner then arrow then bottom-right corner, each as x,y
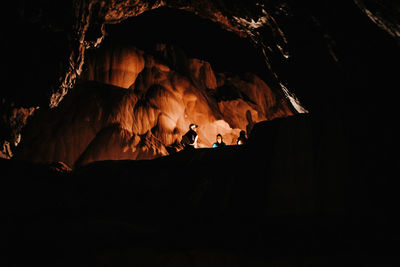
181,123 -> 198,150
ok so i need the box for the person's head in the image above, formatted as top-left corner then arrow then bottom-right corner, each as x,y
216,134 -> 223,143
189,123 -> 198,132
240,130 -> 246,137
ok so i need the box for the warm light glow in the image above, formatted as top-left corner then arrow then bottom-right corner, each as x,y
84,44 -> 295,150
17,43 -> 296,166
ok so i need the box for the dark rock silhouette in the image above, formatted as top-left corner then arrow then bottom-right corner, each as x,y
4,114 -> 398,265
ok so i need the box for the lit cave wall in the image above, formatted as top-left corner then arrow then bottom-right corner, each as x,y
12,6 -> 302,166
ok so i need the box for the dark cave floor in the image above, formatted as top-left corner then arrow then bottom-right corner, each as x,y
5,114 -> 399,266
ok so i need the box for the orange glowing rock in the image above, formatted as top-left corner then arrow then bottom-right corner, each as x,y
85,46 -> 146,89
15,44 -> 294,167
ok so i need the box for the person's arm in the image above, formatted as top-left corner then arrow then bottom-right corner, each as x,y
193,135 -> 198,148
212,143 -> 217,148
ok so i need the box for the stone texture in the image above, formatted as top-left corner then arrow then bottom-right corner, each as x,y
15,44 -> 293,166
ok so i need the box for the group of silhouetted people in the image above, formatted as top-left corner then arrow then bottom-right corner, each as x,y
180,123 -> 247,150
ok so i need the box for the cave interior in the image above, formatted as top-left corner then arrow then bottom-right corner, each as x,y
3,0 -> 400,266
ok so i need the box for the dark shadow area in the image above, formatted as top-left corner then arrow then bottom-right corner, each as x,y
268,1 -> 400,114
0,1 -> 72,107
102,7 -> 268,79
4,114 -> 399,266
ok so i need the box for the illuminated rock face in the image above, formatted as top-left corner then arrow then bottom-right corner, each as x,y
16,44 -> 294,166
2,0 -> 399,163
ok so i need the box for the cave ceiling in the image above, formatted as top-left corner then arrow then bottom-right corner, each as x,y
2,0 -> 399,109
55,0 -> 299,110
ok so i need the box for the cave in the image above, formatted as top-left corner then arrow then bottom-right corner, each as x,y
3,0 -> 400,266
8,6 -> 301,166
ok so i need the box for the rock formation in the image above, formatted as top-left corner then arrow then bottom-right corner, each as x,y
0,100 -> 37,159
2,0 -> 399,159
4,113 -> 399,266
15,43 -> 294,166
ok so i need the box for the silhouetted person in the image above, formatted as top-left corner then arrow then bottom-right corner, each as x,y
237,130 -> 247,145
245,110 -> 254,136
181,123 -> 198,150
212,134 -> 226,148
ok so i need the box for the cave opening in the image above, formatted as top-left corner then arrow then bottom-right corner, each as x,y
77,7 -> 295,158
15,6 -> 297,166
96,7 -> 269,79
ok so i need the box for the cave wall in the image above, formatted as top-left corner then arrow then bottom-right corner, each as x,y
2,0 -> 399,159
15,43 -> 294,166
2,0 -> 399,184
45,0 -> 309,111
1,0 -> 399,211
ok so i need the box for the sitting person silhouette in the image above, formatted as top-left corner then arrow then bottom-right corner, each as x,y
237,130 -> 248,145
212,134 -> 226,148
181,123 -> 198,150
